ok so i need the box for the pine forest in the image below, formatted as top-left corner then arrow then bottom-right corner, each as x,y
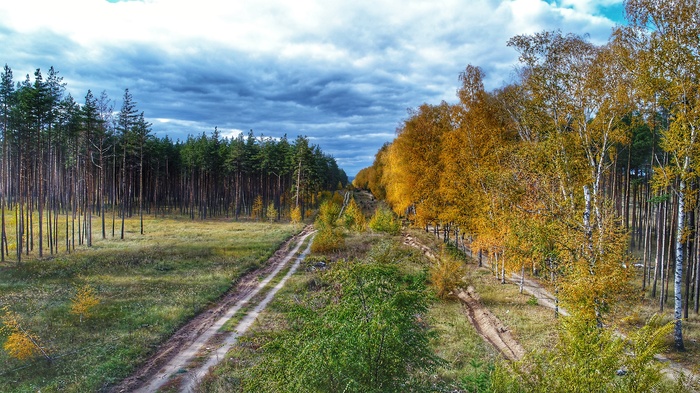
3,1 -> 700,392
0,64 -> 347,261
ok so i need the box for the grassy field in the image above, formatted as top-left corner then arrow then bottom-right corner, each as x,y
196,229 -> 506,392
0,215 -> 300,393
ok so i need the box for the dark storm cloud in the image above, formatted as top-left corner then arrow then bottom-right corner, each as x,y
0,0 -> 623,176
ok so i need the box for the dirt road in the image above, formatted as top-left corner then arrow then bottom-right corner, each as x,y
457,287 -> 525,361
111,227 -> 314,393
509,273 -> 569,317
402,232 -> 525,361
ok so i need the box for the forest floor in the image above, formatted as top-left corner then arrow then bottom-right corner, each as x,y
110,226 -> 314,393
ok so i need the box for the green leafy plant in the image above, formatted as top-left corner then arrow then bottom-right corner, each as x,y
368,207 -> 400,235
243,245 -> 442,392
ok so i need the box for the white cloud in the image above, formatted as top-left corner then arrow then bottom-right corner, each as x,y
0,0 -> 624,176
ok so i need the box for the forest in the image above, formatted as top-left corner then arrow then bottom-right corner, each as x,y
4,0 -> 700,391
0,65 -> 347,262
355,0 -> 699,351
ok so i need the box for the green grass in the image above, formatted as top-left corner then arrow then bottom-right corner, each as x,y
196,230 -> 499,392
0,216 -> 300,393
406,227 -> 559,355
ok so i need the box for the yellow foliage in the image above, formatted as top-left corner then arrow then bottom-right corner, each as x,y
430,252 -> 467,299
312,200 -> 345,252
71,284 -> 100,323
4,332 -> 37,360
311,228 -> 345,253
342,198 -> 366,232
266,202 -> 278,222
251,195 -> 264,220
369,207 -> 401,235
1,306 -> 45,361
290,206 -> 302,224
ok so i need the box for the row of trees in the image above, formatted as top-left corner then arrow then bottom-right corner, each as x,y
0,65 -> 347,263
355,0 -> 699,350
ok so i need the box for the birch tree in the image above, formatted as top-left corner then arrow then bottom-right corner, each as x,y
626,0 -> 700,350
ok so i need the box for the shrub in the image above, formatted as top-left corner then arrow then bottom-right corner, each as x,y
342,198 -> 366,232
266,202 -> 278,222
290,206 -> 303,224
244,250 -> 443,392
312,200 -> 344,252
1,306 -> 48,361
315,200 -> 341,230
369,207 -> 400,235
71,284 -> 100,323
430,252 -> 467,299
252,195 -> 264,220
310,227 -> 345,253
491,314 -> 675,393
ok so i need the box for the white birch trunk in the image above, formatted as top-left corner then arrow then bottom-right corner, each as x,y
674,176 -> 686,350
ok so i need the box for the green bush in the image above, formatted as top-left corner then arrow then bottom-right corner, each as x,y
491,314 -> 675,393
243,245 -> 443,392
342,197 -> 366,232
368,207 -> 400,235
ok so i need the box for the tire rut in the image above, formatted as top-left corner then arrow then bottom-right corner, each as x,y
109,226 -> 313,393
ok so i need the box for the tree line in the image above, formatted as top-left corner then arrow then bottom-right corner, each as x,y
0,64 -> 347,263
354,0 -> 699,350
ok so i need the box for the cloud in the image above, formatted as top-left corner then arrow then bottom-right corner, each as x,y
0,0 -> 622,176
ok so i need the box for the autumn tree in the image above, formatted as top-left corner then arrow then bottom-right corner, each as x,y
384,103 -> 452,224
625,0 -> 700,350
508,30 -> 633,323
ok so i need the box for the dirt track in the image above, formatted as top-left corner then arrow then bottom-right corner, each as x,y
402,232 -> 525,361
110,227 -> 313,393
457,287 -> 525,361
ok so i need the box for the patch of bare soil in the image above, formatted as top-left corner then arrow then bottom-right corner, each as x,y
510,273 -> 569,317
402,232 -> 437,261
108,226 -> 312,393
457,287 -> 526,361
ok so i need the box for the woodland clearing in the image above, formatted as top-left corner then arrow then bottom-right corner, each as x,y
0,217 -> 299,392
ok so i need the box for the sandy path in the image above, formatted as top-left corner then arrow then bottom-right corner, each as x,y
457,287 -> 525,361
179,233 -> 314,392
402,232 -> 525,361
509,273 -> 569,317
110,227 -> 313,393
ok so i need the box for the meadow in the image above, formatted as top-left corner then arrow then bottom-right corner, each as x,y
0,215 -> 299,392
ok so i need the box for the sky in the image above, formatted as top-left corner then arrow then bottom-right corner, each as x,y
0,0 -> 626,177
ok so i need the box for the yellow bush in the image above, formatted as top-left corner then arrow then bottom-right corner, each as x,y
311,227 -> 345,253
369,207 -> 400,235
312,200 -> 345,252
342,198 -> 366,232
430,253 -> 467,299
1,306 -> 45,361
252,195 -> 264,220
4,332 -> 37,360
290,206 -> 303,224
266,202 -> 278,222
71,284 -> 100,323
